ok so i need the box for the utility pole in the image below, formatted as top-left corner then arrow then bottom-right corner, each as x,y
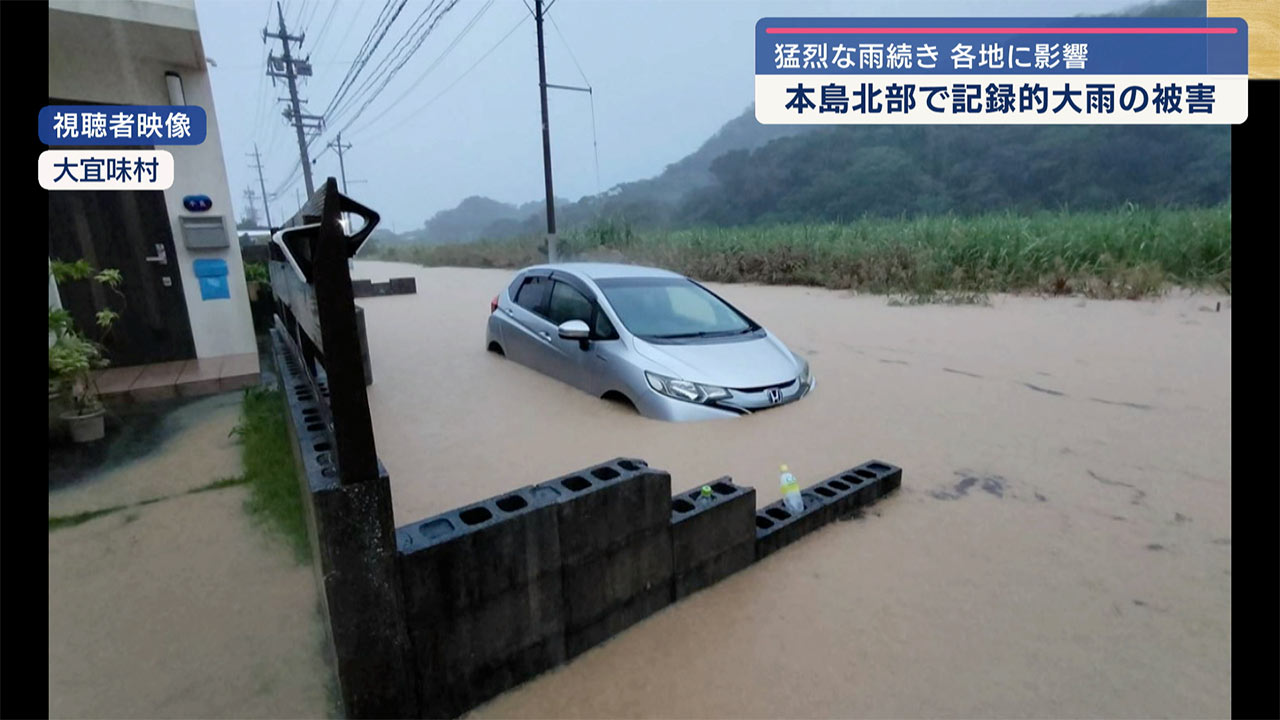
243,187 -> 260,227
265,1 -> 321,197
327,132 -> 353,194
534,0 -> 557,262
247,143 -> 274,228
325,132 -> 356,228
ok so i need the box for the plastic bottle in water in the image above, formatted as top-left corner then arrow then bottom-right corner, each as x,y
780,464 -> 803,513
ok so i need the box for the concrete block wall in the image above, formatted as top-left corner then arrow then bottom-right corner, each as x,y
352,277 -> 417,298
397,486 -> 565,718
387,458 -> 902,718
272,329 -> 416,719
273,336 -> 905,720
670,478 -> 756,600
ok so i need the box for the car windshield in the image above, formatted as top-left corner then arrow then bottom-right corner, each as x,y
596,277 -> 755,339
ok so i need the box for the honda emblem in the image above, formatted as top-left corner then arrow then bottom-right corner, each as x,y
767,388 -> 781,404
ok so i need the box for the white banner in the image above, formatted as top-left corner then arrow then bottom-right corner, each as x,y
755,75 -> 1247,124
39,150 -> 175,190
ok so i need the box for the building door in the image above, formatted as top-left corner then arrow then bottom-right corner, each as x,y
49,186 -> 197,366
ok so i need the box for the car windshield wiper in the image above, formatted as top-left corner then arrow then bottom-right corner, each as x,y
649,328 -> 750,339
648,331 -> 714,339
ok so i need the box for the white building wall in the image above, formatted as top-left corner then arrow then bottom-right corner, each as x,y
48,1 -> 256,360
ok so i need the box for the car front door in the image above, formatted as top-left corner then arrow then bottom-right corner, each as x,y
545,277 -> 628,395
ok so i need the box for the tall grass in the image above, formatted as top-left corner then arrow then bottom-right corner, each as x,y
371,204 -> 1230,298
232,386 -> 311,563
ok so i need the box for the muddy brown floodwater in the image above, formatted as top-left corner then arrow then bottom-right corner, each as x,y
355,260 -> 1231,718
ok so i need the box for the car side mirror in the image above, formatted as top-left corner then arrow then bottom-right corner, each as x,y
558,319 -> 590,340
559,319 -> 591,349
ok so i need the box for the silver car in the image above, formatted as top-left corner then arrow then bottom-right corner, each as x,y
485,263 -> 814,421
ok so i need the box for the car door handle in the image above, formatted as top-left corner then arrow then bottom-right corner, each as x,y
538,331 -> 551,340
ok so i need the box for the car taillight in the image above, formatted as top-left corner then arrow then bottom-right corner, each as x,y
490,295 -> 499,314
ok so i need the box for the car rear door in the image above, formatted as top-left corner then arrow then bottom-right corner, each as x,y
503,273 -> 560,377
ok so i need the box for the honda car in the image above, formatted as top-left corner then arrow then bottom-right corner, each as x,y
485,263 -> 814,421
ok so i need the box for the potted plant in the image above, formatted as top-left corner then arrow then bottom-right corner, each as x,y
49,331 -> 110,442
244,260 -> 269,301
49,260 -> 123,443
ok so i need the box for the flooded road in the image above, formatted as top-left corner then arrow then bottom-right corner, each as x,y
356,261 -> 1231,718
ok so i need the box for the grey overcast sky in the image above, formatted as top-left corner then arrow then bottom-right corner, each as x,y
196,0 -> 1143,230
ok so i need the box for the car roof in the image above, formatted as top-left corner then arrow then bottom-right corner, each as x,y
523,262 -> 686,281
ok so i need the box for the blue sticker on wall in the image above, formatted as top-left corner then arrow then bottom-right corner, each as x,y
183,194 -> 213,212
193,258 -> 230,300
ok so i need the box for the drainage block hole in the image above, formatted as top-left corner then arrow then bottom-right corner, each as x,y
495,495 -> 528,513
420,518 -> 454,539
591,466 -> 620,481
459,507 -> 493,526
562,476 -> 591,492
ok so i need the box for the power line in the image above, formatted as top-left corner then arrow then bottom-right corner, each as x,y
355,13 -> 526,138
321,0 -> 405,120
320,0 -> 396,119
325,0 -> 464,137
346,0 -> 494,137
328,1 -> 362,59
302,0 -> 324,31
293,0 -> 309,31
325,0 -> 448,127
548,10 -> 600,193
326,0 -> 461,130
308,0 -> 342,55
548,11 -> 588,87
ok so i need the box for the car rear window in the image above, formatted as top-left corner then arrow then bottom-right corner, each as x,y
515,276 -> 550,315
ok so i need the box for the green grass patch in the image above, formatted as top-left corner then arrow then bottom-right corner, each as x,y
371,204 -> 1230,299
232,385 -> 311,563
49,505 -> 129,530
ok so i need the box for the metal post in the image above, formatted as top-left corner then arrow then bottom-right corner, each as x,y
534,0 -> 557,262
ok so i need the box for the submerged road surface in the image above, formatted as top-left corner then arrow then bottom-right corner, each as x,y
356,260 -> 1231,719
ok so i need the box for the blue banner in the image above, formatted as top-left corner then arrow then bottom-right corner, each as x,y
755,17 -> 1247,76
39,105 -> 207,146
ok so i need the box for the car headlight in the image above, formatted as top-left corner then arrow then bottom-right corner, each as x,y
796,356 -> 812,387
645,371 -> 731,404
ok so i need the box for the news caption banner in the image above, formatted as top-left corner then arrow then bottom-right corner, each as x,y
755,17 -> 1248,125
38,105 -> 207,190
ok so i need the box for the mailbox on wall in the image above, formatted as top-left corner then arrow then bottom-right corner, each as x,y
180,215 -> 229,249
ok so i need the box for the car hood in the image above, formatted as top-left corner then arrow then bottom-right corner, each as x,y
632,332 -> 802,389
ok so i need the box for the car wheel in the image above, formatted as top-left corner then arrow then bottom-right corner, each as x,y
601,390 -> 638,414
